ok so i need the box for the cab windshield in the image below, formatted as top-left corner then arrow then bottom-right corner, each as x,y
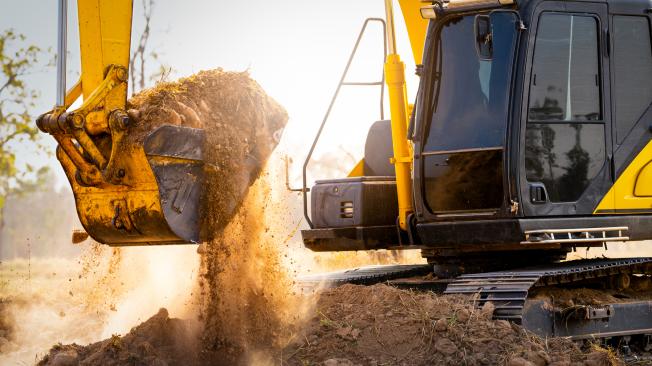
423,12 -> 518,152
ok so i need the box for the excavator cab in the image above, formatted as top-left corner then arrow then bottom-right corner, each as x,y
37,0 -> 204,245
302,0 -> 652,270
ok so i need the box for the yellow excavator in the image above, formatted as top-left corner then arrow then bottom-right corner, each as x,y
39,0 -> 652,345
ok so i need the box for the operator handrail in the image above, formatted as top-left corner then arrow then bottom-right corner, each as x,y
301,18 -> 388,228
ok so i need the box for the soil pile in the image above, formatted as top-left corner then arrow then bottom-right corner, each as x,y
37,309 -> 197,366
283,284 -> 622,366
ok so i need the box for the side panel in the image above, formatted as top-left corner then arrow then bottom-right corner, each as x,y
595,141 -> 652,213
636,161 -> 652,197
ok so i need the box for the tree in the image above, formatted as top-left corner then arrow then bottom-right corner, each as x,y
0,29 -> 50,230
130,0 -> 153,95
130,0 -> 174,96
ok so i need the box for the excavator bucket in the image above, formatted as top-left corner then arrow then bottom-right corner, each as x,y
41,1 -> 287,246
48,121 -> 206,246
38,0 -> 209,245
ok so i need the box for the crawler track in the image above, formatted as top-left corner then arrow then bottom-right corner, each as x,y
444,257 -> 652,322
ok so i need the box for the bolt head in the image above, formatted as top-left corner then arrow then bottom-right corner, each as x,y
71,114 -> 84,128
116,68 -> 128,82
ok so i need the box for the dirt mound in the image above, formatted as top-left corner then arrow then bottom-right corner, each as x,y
38,283 -> 625,366
38,308 -> 198,366
283,284 -> 622,366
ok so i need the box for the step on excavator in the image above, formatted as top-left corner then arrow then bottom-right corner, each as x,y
38,0 -> 652,351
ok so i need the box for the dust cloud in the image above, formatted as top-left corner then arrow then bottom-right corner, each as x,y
0,239 -> 202,364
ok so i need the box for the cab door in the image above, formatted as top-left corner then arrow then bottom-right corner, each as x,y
520,2 -> 612,217
413,12 -> 520,221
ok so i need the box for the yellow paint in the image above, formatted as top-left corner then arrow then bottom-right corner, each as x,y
385,52 -> 414,230
63,79 -> 83,107
635,161 -> 652,196
347,159 -> 365,177
39,0 -> 193,245
595,140 -> 652,213
77,0 -> 132,134
398,0 -> 429,64
383,0 -> 415,231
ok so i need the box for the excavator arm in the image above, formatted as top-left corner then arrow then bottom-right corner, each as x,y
37,0 -> 204,246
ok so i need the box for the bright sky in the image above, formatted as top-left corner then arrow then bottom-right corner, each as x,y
2,0 -> 419,188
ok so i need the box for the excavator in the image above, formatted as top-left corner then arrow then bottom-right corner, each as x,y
38,0 -> 652,350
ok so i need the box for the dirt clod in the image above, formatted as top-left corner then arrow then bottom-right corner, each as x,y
480,301 -> 495,319
456,308 -> 470,323
435,338 -> 458,355
525,350 -> 551,366
508,357 -> 536,366
434,317 -> 448,332
324,358 -> 357,366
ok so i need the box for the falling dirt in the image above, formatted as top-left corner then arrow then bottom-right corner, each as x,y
132,68 -> 294,365
0,298 -> 14,354
0,246 -> 128,364
128,68 -> 288,238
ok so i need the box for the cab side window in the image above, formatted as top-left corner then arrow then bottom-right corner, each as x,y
613,16 -> 652,144
525,13 -> 606,203
528,14 -> 601,122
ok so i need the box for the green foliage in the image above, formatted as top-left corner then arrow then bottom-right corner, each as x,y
0,29 -> 50,215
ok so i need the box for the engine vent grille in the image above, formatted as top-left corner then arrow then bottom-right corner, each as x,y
340,201 -> 354,219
